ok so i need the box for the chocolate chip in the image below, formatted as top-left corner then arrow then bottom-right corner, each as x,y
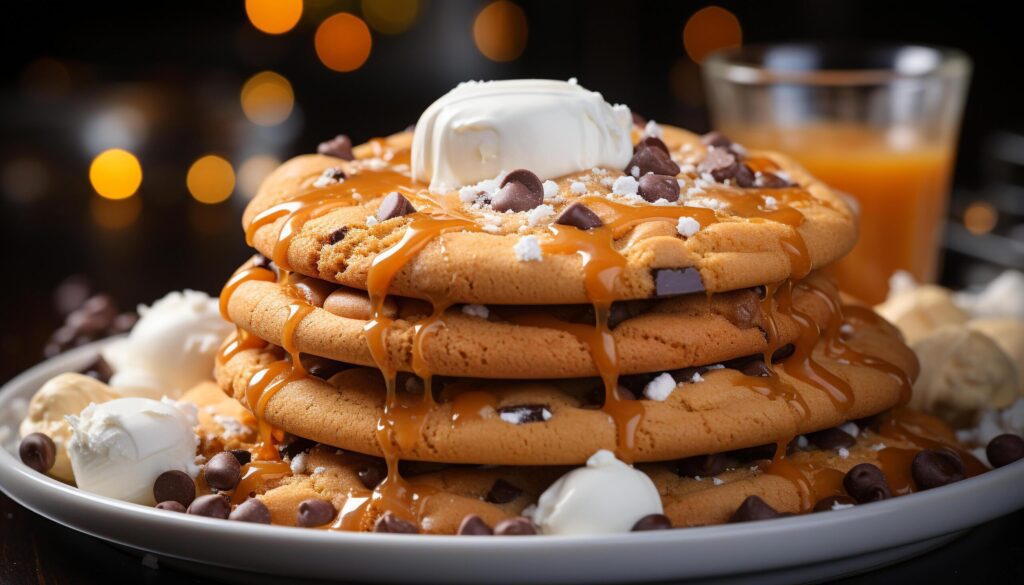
637,173 -> 680,203
736,358 -> 772,377
987,434 -> 1024,468
812,495 -> 857,512
328,226 -> 349,245
229,498 -> 271,524
81,356 -> 114,384
357,464 -> 386,489
485,479 -> 522,504
492,169 -> 544,212
302,355 -> 346,380
912,449 -> 965,490
457,514 -> 494,535
554,203 -> 603,230
19,433 -> 56,473
754,172 -> 793,189
698,147 -> 741,182
297,499 -> 337,527
652,268 -> 705,297
155,501 -> 186,513
772,344 -> 796,362
632,513 -> 672,531
853,412 -> 888,431
806,427 -> 856,450
279,437 -> 316,460
729,443 -> 777,462
843,463 -> 892,503
187,494 -> 230,519
374,511 -> 418,533
626,146 -> 680,177
701,131 -> 733,149
729,496 -> 782,523
582,384 -> 638,408
733,163 -> 756,187
572,300 -> 653,330
723,290 -> 761,329
673,454 -> 727,478
636,136 -> 670,156
497,404 -> 550,424
317,134 -> 354,160
153,470 -> 196,507
204,452 -> 241,491
229,449 -> 252,466
493,517 -> 536,535
377,192 -> 416,221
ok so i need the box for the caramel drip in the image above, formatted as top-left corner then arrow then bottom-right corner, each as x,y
877,408 -> 987,476
217,328 -> 267,366
875,447 -> 918,496
764,439 -> 845,512
231,460 -> 292,505
219,266 -> 276,320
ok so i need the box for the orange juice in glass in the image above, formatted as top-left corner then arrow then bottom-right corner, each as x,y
704,45 -> 970,304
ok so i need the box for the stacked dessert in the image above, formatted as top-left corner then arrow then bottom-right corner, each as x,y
209,80 -> 989,534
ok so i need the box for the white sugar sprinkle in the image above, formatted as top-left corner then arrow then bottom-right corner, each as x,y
870,443 -> 887,452
462,304 -> 490,319
797,435 -> 809,449
612,175 -> 639,196
499,407 -> 552,425
312,466 -> 326,475
644,120 -> 663,138
832,501 -> 855,511
212,415 -> 249,439
837,447 -> 850,459
763,195 -> 778,210
290,452 -> 308,475
600,176 -> 615,187
690,371 -> 704,383
365,215 -> 379,227
643,373 -> 677,401
513,235 -> 543,262
570,181 -> 587,194
630,165 -> 640,178
542,180 -> 559,199
676,216 -> 701,237
527,204 -> 555,227
839,422 -> 860,438
712,477 -> 725,486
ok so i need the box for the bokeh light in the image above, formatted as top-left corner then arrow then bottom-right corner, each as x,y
20,58 -> 71,98
683,6 -> 742,64
237,155 -> 281,199
245,0 -> 303,35
89,149 -> 142,200
314,13 -> 372,72
363,0 -> 419,35
964,201 -> 998,235
2,157 -> 50,205
187,155 -> 236,204
473,1 -> 528,62
90,194 -> 141,230
241,71 -> 295,126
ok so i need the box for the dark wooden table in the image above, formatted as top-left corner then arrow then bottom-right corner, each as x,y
2,491 -> 1021,585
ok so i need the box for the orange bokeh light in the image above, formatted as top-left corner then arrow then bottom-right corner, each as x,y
89,149 -> 142,200
314,13 -> 372,73
187,155 -> 235,204
245,0 -> 303,35
683,6 -> 742,64
964,201 -> 998,235
473,1 -> 528,62
241,71 -> 294,126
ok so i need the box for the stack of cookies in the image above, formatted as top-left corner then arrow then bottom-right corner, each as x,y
213,80 -> 984,535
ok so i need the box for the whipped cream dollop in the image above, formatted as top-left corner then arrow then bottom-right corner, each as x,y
412,79 -> 633,192
102,290 -> 233,400
66,397 -> 199,504
532,450 -> 662,535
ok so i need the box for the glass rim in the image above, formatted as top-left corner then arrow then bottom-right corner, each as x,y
703,43 -> 971,86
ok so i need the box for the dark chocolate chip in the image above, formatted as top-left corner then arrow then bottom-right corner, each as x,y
582,384 -> 639,408
673,454 -> 727,478
632,513 -> 672,531
698,147 -> 740,182
153,470 -> 196,507
729,496 -> 782,523
853,412 -> 888,432
374,511 -> 418,534
497,404 -> 550,424
81,356 -> 115,383
229,449 -> 252,466
554,203 -> 603,230
754,171 -> 793,189
652,268 -> 705,297
302,355 -> 346,380
500,168 -> 545,193
771,344 -> 796,362
701,131 -> 733,149
626,146 -> 680,177
19,433 -> 56,473
204,452 -> 242,491
155,501 -> 186,513
229,498 -> 272,524
279,437 -> 316,460
377,192 -> 416,221
812,495 -> 857,512
457,514 -> 494,535
636,136 -> 670,156
912,449 -> 965,490
733,163 -> 755,187
485,479 -> 522,504
572,300 -> 653,330
187,494 -> 230,519
297,499 -> 337,527
357,464 -> 386,489
492,169 -> 544,212
987,434 -> 1024,468
723,290 -> 761,329
637,173 -> 680,203
843,463 -> 892,503
328,226 -> 349,245
493,517 -> 536,535
806,427 -> 856,450
317,134 -> 354,160
729,443 -> 777,462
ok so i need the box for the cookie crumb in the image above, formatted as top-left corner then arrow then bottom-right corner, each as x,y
643,373 -> 677,401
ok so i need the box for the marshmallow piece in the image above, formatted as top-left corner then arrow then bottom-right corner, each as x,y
876,284 -> 968,345
967,318 -> 1024,395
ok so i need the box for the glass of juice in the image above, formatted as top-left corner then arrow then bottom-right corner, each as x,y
703,44 -> 971,303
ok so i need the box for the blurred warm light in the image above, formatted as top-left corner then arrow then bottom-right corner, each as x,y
473,1 -> 528,62
683,6 -> 742,64
187,155 -> 236,204
669,57 -> 705,106
246,0 -> 303,35
2,157 -> 50,204
90,194 -> 141,230
315,13 -> 372,72
238,155 -> 281,199
363,0 -> 419,34
964,201 -> 998,235
89,149 -> 142,200
241,71 -> 294,126
83,105 -> 149,154
20,58 -> 71,98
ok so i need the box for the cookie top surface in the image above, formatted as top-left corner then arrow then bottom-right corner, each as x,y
242,126 -> 855,304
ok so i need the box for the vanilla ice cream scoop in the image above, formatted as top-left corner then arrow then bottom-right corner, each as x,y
412,79 -> 633,192
19,373 -> 117,482
876,282 -> 968,345
101,290 -> 233,400
66,397 -> 199,504
532,450 -> 662,535
967,318 -> 1024,395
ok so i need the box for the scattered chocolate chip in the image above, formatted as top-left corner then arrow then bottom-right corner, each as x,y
626,146 -> 680,177
501,168 -> 544,194
637,173 -> 680,203
571,300 -> 653,330
374,511 -> 418,534
843,463 -> 892,503
854,412 -> 888,431
636,136 -> 670,156
302,355 -> 346,380
701,131 -> 733,149
754,171 -> 793,189
81,356 -> 114,383
806,427 -> 856,450
673,454 -> 727,478
698,147 -> 740,182
733,163 -> 756,187
772,344 -> 796,362
492,169 -> 544,212
497,404 -> 550,424
554,203 -> 603,230
812,495 -> 857,512
317,134 -> 354,160
458,514 -> 494,535
153,470 -> 196,507
736,358 -> 772,377
987,434 -> 1024,468
729,496 -> 782,522
582,384 -> 639,408
632,513 -> 673,531
187,494 -> 231,519
19,433 -> 56,473
357,464 -> 386,489
377,192 -> 416,221
485,479 -> 522,504
723,290 -> 761,329
652,268 -> 705,297
279,437 -> 316,460
45,290 -> 133,357
297,499 -> 337,527
493,517 -> 536,535
155,501 -> 186,513
229,498 -> 272,524
912,449 -> 965,490
328,226 -> 349,245
729,443 -> 777,462
204,452 -> 242,491
229,449 -> 252,466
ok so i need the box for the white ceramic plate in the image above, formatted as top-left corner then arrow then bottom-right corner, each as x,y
2,341 -> 1023,585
